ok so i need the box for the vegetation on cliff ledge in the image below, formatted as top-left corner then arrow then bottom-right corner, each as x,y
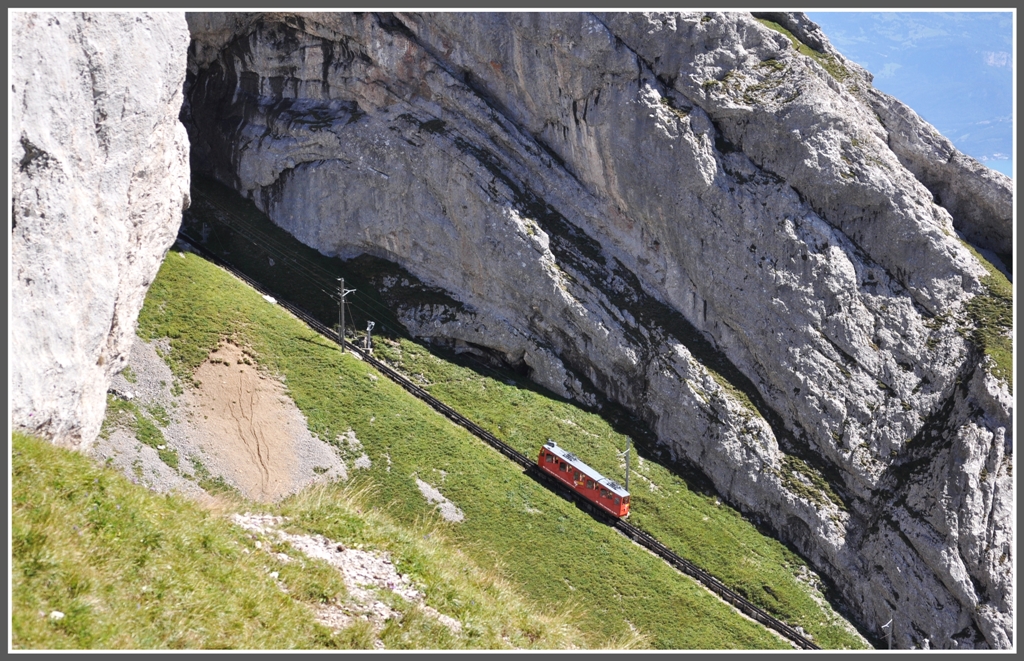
959,241 -> 1014,391
755,18 -> 851,82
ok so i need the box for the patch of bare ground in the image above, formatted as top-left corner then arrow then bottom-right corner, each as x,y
94,336 -> 345,503
187,341 -> 345,502
232,513 -> 463,648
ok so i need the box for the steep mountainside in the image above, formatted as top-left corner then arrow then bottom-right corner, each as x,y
10,12 -> 191,450
8,9 -> 1011,651
182,12 -> 1013,649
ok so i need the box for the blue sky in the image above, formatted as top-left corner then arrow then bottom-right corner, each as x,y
806,11 -> 1014,178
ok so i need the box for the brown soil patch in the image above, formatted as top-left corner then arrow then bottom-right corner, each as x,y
187,341 -> 329,502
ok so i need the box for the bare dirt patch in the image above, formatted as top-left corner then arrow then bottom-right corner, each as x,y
94,336 -> 345,503
186,341 -> 344,502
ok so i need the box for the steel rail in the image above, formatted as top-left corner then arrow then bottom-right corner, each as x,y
174,230 -> 821,650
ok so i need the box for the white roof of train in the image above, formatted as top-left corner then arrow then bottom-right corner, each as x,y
543,440 -> 629,497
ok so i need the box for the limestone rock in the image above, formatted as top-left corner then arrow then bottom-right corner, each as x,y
748,11 -> 1011,267
10,12 -> 191,450
865,86 -> 1013,265
183,11 -> 1012,648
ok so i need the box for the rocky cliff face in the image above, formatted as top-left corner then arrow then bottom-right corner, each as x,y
10,12 -> 191,450
751,12 -> 1013,268
182,12 -> 1013,648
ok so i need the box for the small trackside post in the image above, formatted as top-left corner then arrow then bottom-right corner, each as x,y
619,438 -> 631,493
626,437 -> 631,493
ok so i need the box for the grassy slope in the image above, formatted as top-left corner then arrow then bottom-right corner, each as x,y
374,340 -> 867,650
11,429 -> 597,650
182,172 -> 870,648
12,430 -> 352,650
132,249 -> 797,649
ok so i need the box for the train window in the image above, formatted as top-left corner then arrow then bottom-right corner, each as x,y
624,496 -> 630,504
574,471 -> 581,481
560,462 -> 567,471
614,497 -> 620,505
586,479 -> 594,489
546,454 -> 554,463
601,488 -> 608,498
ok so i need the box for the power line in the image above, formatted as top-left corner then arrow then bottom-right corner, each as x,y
188,184 -> 529,387
174,229 -> 820,651
190,190 -> 437,342
190,189 -> 344,294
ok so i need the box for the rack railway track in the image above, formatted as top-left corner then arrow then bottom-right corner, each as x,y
174,230 -> 821,650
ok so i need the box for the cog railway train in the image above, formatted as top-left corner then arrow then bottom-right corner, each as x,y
537,439 -> 631,518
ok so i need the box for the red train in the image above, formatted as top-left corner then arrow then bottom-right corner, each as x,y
537,439 -> 631,517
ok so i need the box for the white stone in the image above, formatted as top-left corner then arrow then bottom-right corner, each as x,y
11,11 -> 191,450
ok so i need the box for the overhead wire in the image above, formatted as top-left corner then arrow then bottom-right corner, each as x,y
177,114 -> 824,649
173,227 -> 820,652
191,187 -> 460,343
190,188 -> 343,300
184,105 -> 540,366
188,184 -> 533,387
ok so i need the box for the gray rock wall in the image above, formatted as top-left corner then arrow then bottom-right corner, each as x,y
182,11 -> 1012,648
749,11 -> 1013,264
10,12 -> 191,450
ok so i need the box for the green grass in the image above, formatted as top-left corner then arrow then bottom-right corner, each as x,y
189,456 -> 241,498
373,339 -> 865,649
130,248 -> 867,649
12,431 -> 594,650
181,174 -> 425,345
276,481 -> 622,649
755,18 -> 850,83
100,395 -> 178,471
121,365 -> 138,384
959,240 -> 1013,391
12,431 -> 350,649
128,250 -> 802,649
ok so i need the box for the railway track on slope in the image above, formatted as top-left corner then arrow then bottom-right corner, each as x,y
174,230 -> 821,650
